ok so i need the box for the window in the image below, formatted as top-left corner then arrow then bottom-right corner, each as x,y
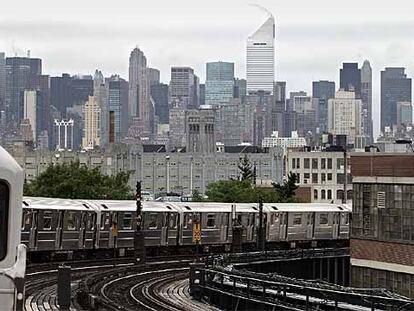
43,211 -> 52,230
321,173 -> 326,183
169,214 -> 177,229
327,158 -> 333,169
314,189 -> 318,200
293,213 -> 302,226
0,181 -> 9,260
123,213 -> 133,229
292,158 -> 296,169
327,190 -> 332,200
296,158 -> 300,169
148,213 -> 158,229
327,173 -> 332,181
312,173 -> 318,184
304,158 -> 310,169
66,212 -> 76,231
321,158 -> 326,169
184,213 -> 193,228
337,158 -> 344,169
312,158 -> 318,170
271,213 -> 279,225
337,174 -> 345,184
341,213 -> 349,225
320,213 -> 328,225
321,190 -> 326,200
207,214 -> 216,228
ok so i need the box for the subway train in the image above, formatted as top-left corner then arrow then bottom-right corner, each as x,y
21,197 -> 351,261
0,147 -> 26,311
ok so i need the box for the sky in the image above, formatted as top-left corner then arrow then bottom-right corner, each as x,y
1,0 -> 414,138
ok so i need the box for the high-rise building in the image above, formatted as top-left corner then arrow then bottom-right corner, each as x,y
274,81 -> 286,105
169,107 -> 186,149
381,68 -> 412,131
0,52 -> 5,110
50,74 -> 93,117
82,96 -> 101,150
233,78 -> 247,98
340,63 -> 361,97
313,80 -> 335,133
94,80 -> 108,146
108,76 -> 129,143
205,61 -> 234,107
23,90 -> 40,141
328,90 -> 362,144
199,84 -> 205,106
361,61 -> 373,140
396,102 -> 412,126
5,56 -> 42,122
246,13 -> 275,95
128,47 -> 152,136
169,67 -> 198,109
150,83 -> 169,124
148,68 -> 160,86
186,107 -> 216,153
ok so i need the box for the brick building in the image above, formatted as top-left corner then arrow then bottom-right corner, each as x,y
350,153 -> 414,298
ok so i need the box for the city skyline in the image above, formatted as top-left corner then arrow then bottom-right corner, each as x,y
0,0 -> 413,138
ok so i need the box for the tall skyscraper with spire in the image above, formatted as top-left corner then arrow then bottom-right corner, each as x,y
128,47 -> 152,137
361,60 -> 373,141
246,12 -> 275,95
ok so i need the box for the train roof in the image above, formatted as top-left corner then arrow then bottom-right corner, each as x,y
87,200 -> 180,212
23,197 -> 95,211
263,203 -> 350,213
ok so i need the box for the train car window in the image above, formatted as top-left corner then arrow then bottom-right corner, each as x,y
169,214 -> 177,229
184,213 -> 193,228
341,213 -> 349,225
100,214 -> 105,229
148,213 -> 158,229
65,212 -> 76,231
43,211 -> 53,230
207,214 -> 216,228
293,213 -> 302,226
222,213 -> 229,227
123,213 -> 133,229
271,213 -> 279,225
320,213 -> 328,225
0,181 -> 9,260
21,211 -> 26,230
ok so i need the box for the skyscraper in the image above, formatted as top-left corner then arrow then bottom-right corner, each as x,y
5,56 -> 42,122
128,47 -> 152,136
82,96 -> 101,150
169,67 -> 198,109
205,61 -> 234,106
340,63 -> 361,97
148,68 -> 160,86
360,60 -> 373,140
381,68 -> 412,131
313,80 -> 335,133
246,13 -> 275,95
150,83 -> 169,124
108,76 -> 129,143
186,107 -> 216,153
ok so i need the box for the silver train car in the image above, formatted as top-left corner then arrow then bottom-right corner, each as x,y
21,197 -> 350,261
0,147 -> 26,311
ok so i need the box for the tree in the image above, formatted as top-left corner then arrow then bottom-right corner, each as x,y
205,180 -> 253,203
237,155 -> 255,182
24,161 -> 133,200
271,172 -> 299,202
191,189 -> 204,202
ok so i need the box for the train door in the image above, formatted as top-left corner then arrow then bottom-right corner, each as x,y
55,211 -> 63,249
306,212 -> 315,239
332,213 -> 339,239
246,213 -> 255,242
220,213 -> 229,242
29,211 -> 38,250
79,212 -> 87,248
279,213 -> 288,240
108,212 -> 118,248
160,212 -> 169,246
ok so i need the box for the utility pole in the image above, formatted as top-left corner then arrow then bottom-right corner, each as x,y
342,150 -> 347,204
134,181 -> 146,264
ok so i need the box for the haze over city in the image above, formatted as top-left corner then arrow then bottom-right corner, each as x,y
1,0 -> 414,137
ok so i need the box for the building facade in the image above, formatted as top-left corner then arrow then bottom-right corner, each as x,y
205,61 -> 234,107
186,107 -> 215,153
108,76 -> 129,143
246,14 -> 275,95
312,80 -> 335,133
82,96 -> 101,150
288,149 -> 352,204
381,68 -> 412,131
361,60 -> 373,141
340,63 -> 361,97
169,67 -> 199,109
351,153 -> 414,298
54,119 -> 74,150
328,91 -> 362,144
150,83 -> 169,124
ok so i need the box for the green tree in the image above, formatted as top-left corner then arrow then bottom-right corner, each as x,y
271,172 -> 299,202
237,155 -> 255,182
24,161 -> 133,199
191,189 -> 204,202
205,180 -> 253,203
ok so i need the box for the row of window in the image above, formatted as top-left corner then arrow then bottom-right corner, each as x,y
291,157 -> 346,170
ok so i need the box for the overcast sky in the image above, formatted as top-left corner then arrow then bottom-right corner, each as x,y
1,0 -> 414,137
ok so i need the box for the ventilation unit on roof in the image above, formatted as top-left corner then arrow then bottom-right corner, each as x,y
166,206 -> 172,210
377,192 -> 386,209
184,206 -> 191,211
101,204 -> 109,209
23,201 -> 29,207
82,204 -> 90,209
271,206 -> 278,211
